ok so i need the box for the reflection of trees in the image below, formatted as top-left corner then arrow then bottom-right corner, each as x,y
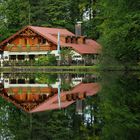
0,98 -> 30,140
99,72 -> 140,140
36,73 -> 57,85
0,95 -> 102,139
0,98 -> 14,139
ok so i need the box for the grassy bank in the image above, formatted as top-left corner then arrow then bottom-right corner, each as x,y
0,65 -> 99,73
0,65 -> 139,73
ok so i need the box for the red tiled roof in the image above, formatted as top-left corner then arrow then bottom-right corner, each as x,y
61,43 -> 101,54
0,26 -> 101,54
29,26 -> 101,54
29,26 -> 75,36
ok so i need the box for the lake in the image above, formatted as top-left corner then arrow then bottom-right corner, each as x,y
0,72 -> 139,140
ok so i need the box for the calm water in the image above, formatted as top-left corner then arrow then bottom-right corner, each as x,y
0,72 -> 139,140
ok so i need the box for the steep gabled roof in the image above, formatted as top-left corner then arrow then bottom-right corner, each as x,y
61,42 -> 101,54
0,25 -> 101,54
29,26 -> 75,36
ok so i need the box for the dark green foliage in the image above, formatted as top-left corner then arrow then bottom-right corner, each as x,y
36,55 -> 57,66
97,0 -> 140,66
36,73 -> 57,84
30,0 -> 71,28
99,72 -> 140,140
0,0 -> 29,41
0,0 -> 139,66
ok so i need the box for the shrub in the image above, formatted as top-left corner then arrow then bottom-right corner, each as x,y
36,55 -> 57,66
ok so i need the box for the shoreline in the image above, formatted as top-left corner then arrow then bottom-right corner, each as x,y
0,65 -> 140,73
0,66 -> 99,73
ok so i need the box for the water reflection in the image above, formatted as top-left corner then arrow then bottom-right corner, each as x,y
0,73 -> 100,113
0,72 -> 139,140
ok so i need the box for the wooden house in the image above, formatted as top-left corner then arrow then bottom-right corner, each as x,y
0,25 -> 101,65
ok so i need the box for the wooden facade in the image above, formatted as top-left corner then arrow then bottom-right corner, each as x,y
4,28 -> 57,52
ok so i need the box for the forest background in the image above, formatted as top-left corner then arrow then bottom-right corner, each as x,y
0,0 -> 139,67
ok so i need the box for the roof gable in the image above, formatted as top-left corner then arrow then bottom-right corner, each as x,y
0,26 -> 73,47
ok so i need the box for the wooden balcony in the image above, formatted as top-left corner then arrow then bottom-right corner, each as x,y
6,44 -> 57,52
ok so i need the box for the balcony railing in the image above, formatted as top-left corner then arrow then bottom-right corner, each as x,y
6,44 -> 56,52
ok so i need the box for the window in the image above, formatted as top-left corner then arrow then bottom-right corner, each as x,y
42,39 -> 46,44
10,55 -> 16,60
66,36 -> 71,43
17,55 -> 25,60
29,79 -> 35,84
73,55 -> 81,58
10,79 -> 17,84
18,79 -> 25,84
38,38 -> 42,44
29,55 -> 35,60
83,37 -> 86,44
24,38 -> 27,45
38,38 -> 46,44
31,37 -> 34,45
71,37 -> 77,43
65,37 -> 68,43
5,56 -> 8,59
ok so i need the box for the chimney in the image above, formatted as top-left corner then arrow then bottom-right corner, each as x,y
75,21 -> 82,36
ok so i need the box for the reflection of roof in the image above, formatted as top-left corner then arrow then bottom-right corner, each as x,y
30,83 -> 100,113
67,82 -> 99,96
0,26 -> 101,54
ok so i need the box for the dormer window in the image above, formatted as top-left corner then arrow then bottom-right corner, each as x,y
66,36 -> 77,44
71,37 -> 77,44
77,36 -> 86,44
66,36 -> 71,43
83,37 -> 86,44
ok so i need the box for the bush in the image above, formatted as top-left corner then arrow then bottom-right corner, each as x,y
36,55 -> 57,66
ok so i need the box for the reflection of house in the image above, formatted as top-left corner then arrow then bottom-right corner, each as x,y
0,24 -> 101,65
0,81 -> 100,113
30,83 -> 100,113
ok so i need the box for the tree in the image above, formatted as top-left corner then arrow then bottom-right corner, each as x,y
29,0 -> 79,31
61,47 -> 73,65
0,0 -> 29,41
97,0 -> 140,66
99,72 -> 140,140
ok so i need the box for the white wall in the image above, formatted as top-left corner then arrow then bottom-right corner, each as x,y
2,49 -> 83,61
71,50 -> 83,61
